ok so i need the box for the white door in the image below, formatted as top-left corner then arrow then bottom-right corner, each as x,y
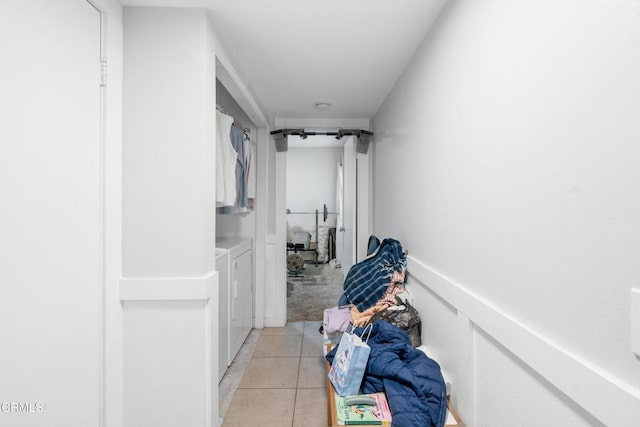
341,136 -> 357,277
0,1 -> 103,425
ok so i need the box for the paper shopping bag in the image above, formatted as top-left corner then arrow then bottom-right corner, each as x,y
328,324 -> 372,396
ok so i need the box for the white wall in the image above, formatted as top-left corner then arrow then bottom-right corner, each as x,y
275,117 -> 370,129
1,1 -> 124,426
373,0 -> 640,424
1,1 -> 100,426
286,147 -> 342,241
265,146 -> 288,326
123,7 -> 216,278
122,7 -> 218,427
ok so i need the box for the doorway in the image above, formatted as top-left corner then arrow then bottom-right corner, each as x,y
285,136 -> 344,321
283,133 -> 370,322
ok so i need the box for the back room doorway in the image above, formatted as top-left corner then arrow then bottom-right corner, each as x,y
285,135 -> 346,322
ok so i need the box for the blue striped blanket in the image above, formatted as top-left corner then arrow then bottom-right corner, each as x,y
343,238 -> 407,311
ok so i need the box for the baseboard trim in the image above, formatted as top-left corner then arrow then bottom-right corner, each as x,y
407,255 -> 640,426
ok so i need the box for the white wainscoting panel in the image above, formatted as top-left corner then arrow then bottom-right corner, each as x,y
407,255 -> 640,426
264,241 -> 286,327
120,272 -> 217,427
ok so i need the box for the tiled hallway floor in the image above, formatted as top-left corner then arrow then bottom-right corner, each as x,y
220,321 -> 329,427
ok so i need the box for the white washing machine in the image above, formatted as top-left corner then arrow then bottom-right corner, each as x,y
216,237 -> 253,382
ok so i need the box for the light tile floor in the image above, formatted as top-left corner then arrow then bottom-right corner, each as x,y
220,321 -> 329,427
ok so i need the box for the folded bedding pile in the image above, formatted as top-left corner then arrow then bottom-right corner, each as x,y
324,236 -> 447,427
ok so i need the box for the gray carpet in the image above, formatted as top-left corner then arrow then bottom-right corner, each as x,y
287,262 -> 344,322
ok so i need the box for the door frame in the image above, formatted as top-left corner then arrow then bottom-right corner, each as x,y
273,132 -> 371,324
88,0 -> 124,425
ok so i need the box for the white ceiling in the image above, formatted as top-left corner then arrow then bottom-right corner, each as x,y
121,0 -> 447,123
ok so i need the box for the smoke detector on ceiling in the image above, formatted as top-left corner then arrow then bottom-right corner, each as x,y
314,102 -> 332,111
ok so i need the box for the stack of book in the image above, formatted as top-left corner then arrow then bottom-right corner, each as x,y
334,392 -> 392,425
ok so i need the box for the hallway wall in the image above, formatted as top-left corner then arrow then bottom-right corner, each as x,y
122,7 -> 218,427
286,147 -> 341,242
372,0 -> 640,425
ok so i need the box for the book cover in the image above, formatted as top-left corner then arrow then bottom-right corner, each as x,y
335,392 -> 392,425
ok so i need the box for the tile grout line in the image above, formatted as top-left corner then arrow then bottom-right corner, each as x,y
292,329 -> 304,426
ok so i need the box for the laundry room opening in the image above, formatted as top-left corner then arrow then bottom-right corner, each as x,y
284,134 -> 345,322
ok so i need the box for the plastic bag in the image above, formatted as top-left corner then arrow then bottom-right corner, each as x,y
370,297 -> 422,347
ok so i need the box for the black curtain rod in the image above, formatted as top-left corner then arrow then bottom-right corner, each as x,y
270,128 -> 372,139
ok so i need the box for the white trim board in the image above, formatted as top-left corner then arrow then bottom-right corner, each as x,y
407,255 -> 640,426
214,38 -> 267,128
119,271 -> 217,301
